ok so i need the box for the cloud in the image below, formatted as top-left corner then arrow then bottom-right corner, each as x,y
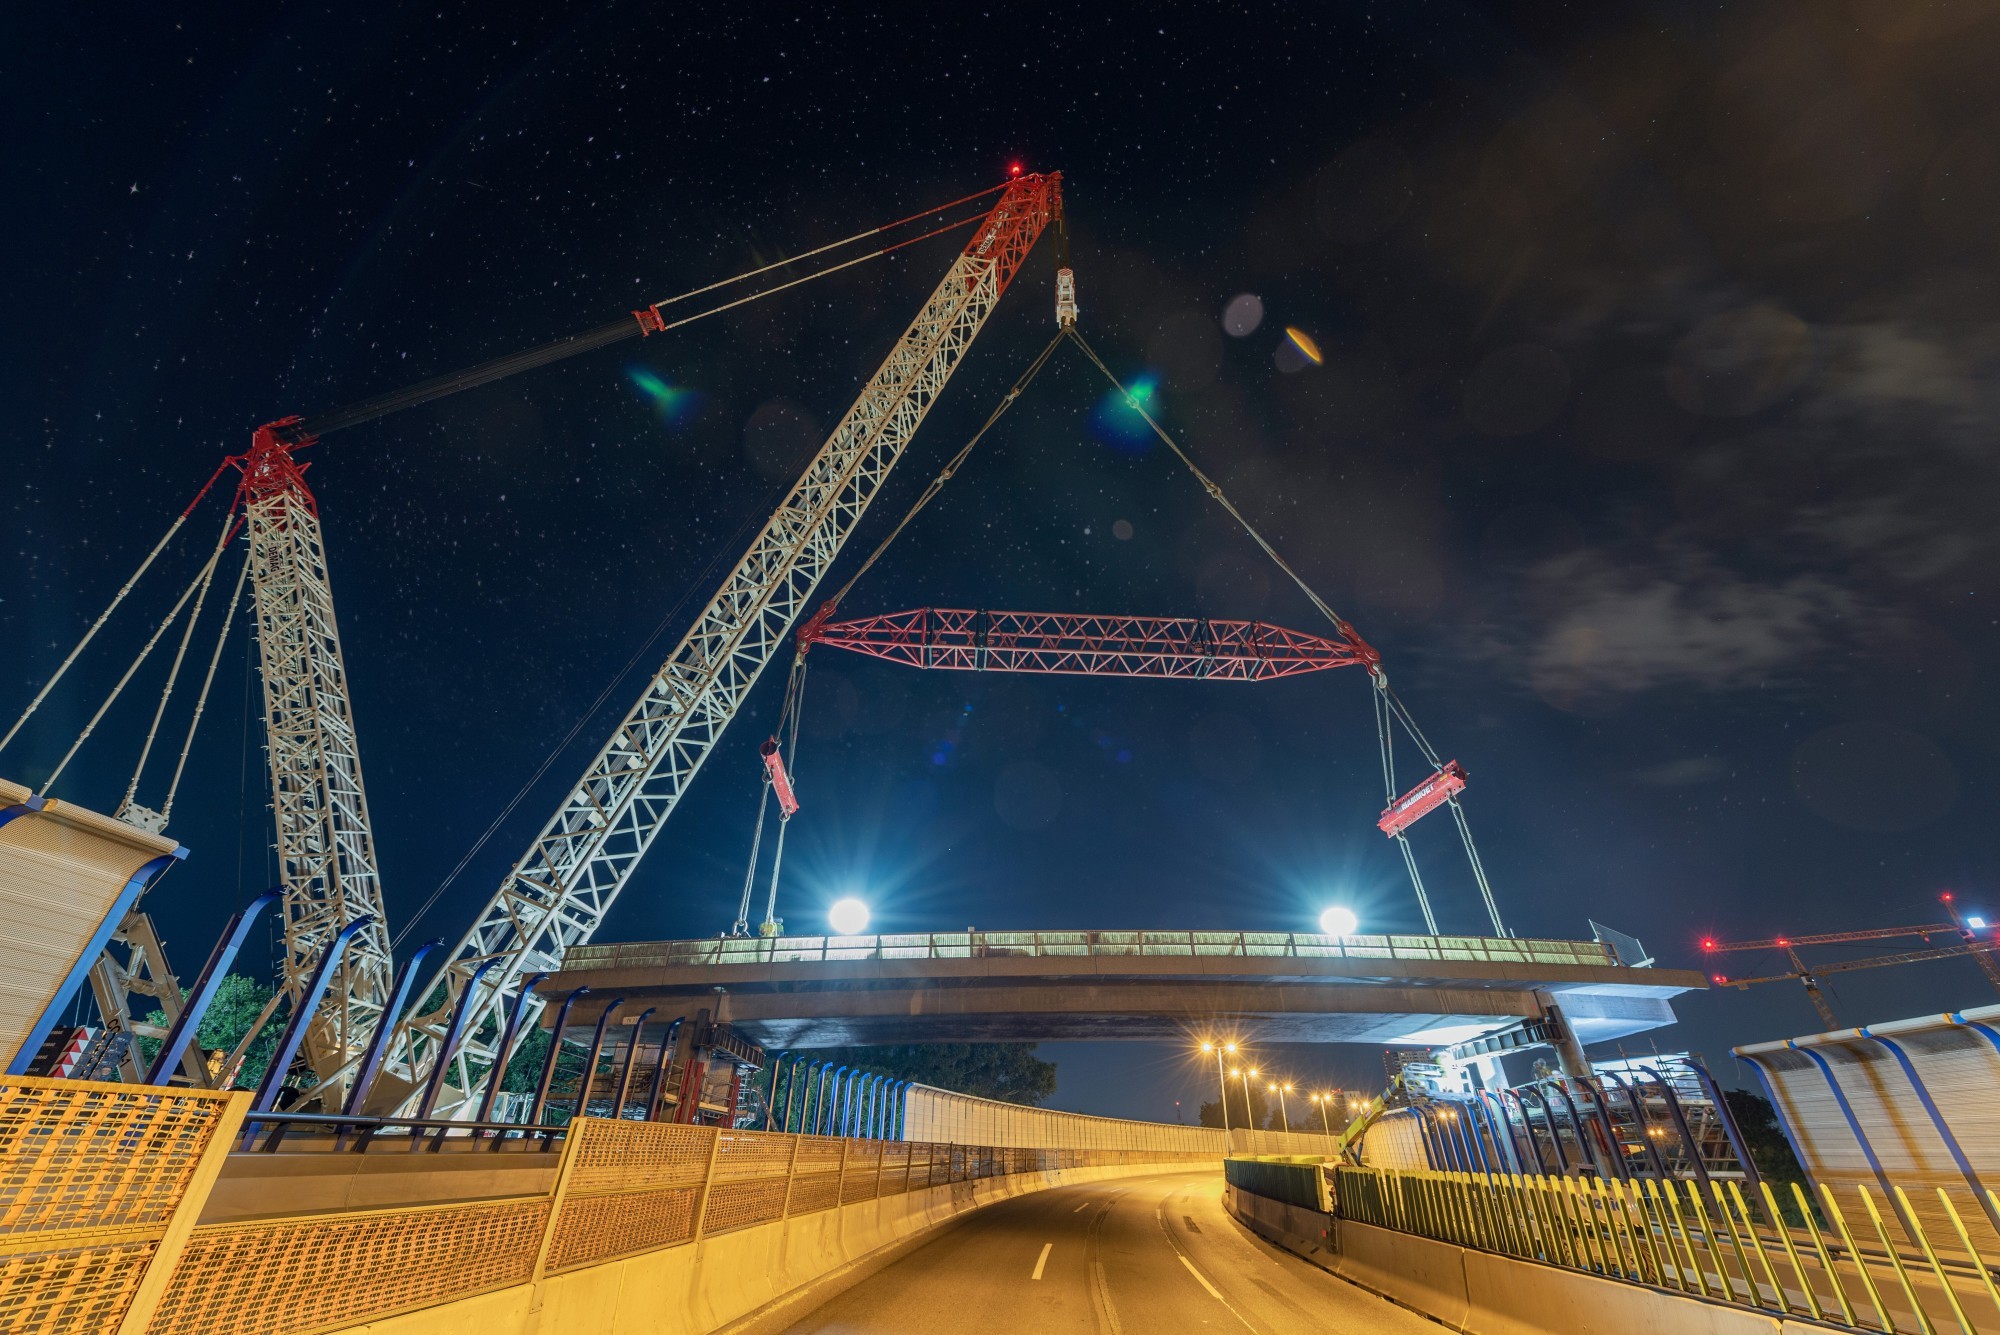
1513,544 -> 1863,698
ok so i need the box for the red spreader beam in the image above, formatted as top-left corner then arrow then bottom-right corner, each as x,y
1377,760 -> 1468,837
802,608 -> 1378,681
758,738 -> 800,817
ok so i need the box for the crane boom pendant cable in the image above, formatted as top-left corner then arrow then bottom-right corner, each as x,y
288,186 -> 1011,442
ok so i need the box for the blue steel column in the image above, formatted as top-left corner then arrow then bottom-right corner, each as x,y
1638,1066 -> 1713,1191
472,970 -> 549,1127
645,1019 -> 683,1122
1501,1090 -> 1550,1174
243,915 -> 374,1141
570,997 -> 627,1122
1672,1057 -> 1765,1198
820,1066 -> 848,1135
800,1061 -> 824,1134
343,939 -> 443,1116
1479,1091 -> 1526,1173
1600,1071 -> 1669,1178
609,1008 -> 657,1119
527,987 -> 591,1129
145,889 -> 281,1085
1519,1087 -> 1568,1172
1575,1079 -> 1631,1181
415,958 -> 503,1120
1544,1081 -> 1594,1173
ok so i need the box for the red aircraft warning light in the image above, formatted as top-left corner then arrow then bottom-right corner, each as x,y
1377,761 -> 1469,838
759,738 -> 800,818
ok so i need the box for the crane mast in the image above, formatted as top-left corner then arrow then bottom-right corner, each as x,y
234,422 -> 397,1101
367,173 -> 1064,1115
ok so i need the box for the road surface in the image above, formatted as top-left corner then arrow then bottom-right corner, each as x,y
771,1170 -> 1441,1334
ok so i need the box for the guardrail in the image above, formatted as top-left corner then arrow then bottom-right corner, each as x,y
1333,1164 -> 2000,1334
563,930 -> 1618,970
0,1074 -> 1219,1335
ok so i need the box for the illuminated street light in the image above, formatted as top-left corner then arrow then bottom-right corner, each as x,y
827,897 -> 870,935
1199,1040 -> 1238,1136
1318,906 -> 1359,937
1311,1092 -> 1336,1144
1267,1081 -> 1293,1134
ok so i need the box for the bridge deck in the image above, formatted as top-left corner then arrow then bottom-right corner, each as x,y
548,930 -> 1703,1048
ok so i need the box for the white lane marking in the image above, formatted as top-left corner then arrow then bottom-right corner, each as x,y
1157,1196 -> 1260,1333
1073,1200 -> 1092,1212
1178,1253 -> 1226,1300
1032,1241 -> 1053,1280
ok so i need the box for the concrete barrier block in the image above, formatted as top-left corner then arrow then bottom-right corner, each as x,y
1333,1220 -> 1472,1329
1457,1244 -> 1784,1335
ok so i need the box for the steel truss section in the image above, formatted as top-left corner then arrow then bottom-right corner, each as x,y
237,423 -> 396,1101
806,608 -> 1376,681
370,174 -> 1064,1116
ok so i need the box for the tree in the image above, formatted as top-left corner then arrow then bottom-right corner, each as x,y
1197,1081 -> 1270,1131
1723,1089 -> 1806,1184
798,1043 -> 1057,1105
139,973 -> 279,1088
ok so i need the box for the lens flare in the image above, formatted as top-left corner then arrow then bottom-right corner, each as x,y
1284,326 -> 1324,365
625,365 -> 699,423
1089,372 -> 1162,453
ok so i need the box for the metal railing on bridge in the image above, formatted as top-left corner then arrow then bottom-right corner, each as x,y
563,930 -> 1617,970
1332,1163 -> 2000,1335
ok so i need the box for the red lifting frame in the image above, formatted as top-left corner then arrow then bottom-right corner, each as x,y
1377,760 -> 1468,838
758,738 -> 800,817
803,608 -> 1379,682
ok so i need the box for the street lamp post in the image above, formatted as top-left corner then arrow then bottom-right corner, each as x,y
1269,1082 -> 1293,1134
1313,1092 -> 1335,1144
1234,1067 -> 1260,1132
1199,1041 -> 1238,1136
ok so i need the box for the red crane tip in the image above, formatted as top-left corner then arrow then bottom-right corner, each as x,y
1942,891 -> 1955,901
1714,975 -> 1727,984
1009,162 -> 1024,176
1776,938 -> 1790,947
1700,938 -> 1716,951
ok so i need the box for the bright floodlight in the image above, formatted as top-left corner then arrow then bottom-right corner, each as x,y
827,897 -> 870,935
1319,906 -> 1359,937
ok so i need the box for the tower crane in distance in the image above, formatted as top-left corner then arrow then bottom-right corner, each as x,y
1702,892 -> 2000,1029
362,173 -> 1066,1116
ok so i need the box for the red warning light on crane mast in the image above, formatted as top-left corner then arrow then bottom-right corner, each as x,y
1009,161 -> 1024,176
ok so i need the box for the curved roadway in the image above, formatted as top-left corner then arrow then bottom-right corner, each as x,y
772,1170 -> 1440,1334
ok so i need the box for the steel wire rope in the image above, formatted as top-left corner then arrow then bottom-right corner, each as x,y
43,504 -> 238,793
163,543 -> 253,823
817,329 -> 1069,614
0,460 -> 232,756
388,426 -> 839,948
294,190 -> 1008,439
121,512 -> 241,817
1065,326 -> 1502,934
746,329 -> 1068,932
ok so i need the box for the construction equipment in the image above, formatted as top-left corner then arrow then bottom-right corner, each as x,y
803,608 -> 1379,679
362,173 -> 1065,1116
1703,892 -> 2000,1028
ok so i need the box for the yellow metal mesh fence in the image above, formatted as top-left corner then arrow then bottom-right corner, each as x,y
0,1238 -> 159,1335
0,1078 -> 235,1237
146,1197 -> 549,1335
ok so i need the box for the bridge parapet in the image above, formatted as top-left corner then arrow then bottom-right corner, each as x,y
565,929 -> 1619,970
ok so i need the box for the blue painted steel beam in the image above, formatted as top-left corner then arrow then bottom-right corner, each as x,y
145,888 -> 280,1085
344,938 -> 443,1116
243,915 -> 375,1140
415,958 -> 503,1120
471,971 -> 550,1126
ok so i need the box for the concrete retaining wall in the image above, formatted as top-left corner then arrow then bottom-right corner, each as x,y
1225,1187 -> 1831,1335
334,1159 -> 1196,1334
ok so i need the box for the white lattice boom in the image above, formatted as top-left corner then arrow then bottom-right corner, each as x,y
236,424 -> 396,1101
365,173 -> 1064,1116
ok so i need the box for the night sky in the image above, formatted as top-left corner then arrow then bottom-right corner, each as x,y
7,2 -> 2000,1120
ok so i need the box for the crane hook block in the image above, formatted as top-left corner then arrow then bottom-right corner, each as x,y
760,738 -> 801,817
1377,760 -> 1468,838
1055,268 -> 1079,328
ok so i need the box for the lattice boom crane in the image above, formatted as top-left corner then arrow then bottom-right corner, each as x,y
365,173 -> 1065,1116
